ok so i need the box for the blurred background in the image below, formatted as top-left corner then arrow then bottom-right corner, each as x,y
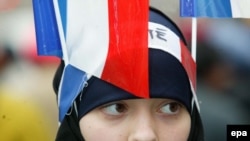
0,0 -> 250,140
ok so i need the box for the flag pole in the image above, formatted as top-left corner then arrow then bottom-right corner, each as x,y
191,17 -> 200,111
53,0 -> 69,65
53,0 -> 69,123
191,17 -> 197,62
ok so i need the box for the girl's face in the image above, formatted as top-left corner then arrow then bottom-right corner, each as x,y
79,98 -> 191,141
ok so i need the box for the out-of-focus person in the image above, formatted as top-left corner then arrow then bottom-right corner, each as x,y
0,92 -> 55,141
196,19 -> 250,140
0,46 -> 56,141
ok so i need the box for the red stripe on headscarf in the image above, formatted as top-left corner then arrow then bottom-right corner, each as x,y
101,0 -> 149,98
180,41 -> 197,90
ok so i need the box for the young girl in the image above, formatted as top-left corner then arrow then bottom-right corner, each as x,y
52,7 -> 204,141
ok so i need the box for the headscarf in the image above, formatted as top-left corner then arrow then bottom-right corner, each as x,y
53,7 -> 204,141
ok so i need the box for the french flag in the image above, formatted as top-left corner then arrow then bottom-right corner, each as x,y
180,0 -> 250,18
33,0 -> 149,122
149,22 -> 196,98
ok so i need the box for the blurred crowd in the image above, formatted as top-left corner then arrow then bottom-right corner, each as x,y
1,0 -> 250,141
0,1 -> 59,140
178,17 -> 250,140
196,19 -> 250,141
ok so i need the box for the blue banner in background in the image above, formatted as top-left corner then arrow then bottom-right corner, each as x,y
180,0 -> 195,17
180,0 -> 232,17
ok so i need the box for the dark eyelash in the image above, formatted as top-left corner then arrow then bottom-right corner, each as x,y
99,101 -> 126,109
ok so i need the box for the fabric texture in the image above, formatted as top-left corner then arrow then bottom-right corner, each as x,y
53,7 -> 204,141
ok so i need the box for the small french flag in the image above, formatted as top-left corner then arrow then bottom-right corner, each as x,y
33,0 -> 149,122
149,22 -> 196,94
180,0 -> 250,18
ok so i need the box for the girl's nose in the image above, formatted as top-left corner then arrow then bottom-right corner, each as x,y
128,111 -> 158,141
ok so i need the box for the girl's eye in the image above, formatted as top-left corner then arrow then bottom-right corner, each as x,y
101,103 -> 127,116
159,102 -> 181,115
